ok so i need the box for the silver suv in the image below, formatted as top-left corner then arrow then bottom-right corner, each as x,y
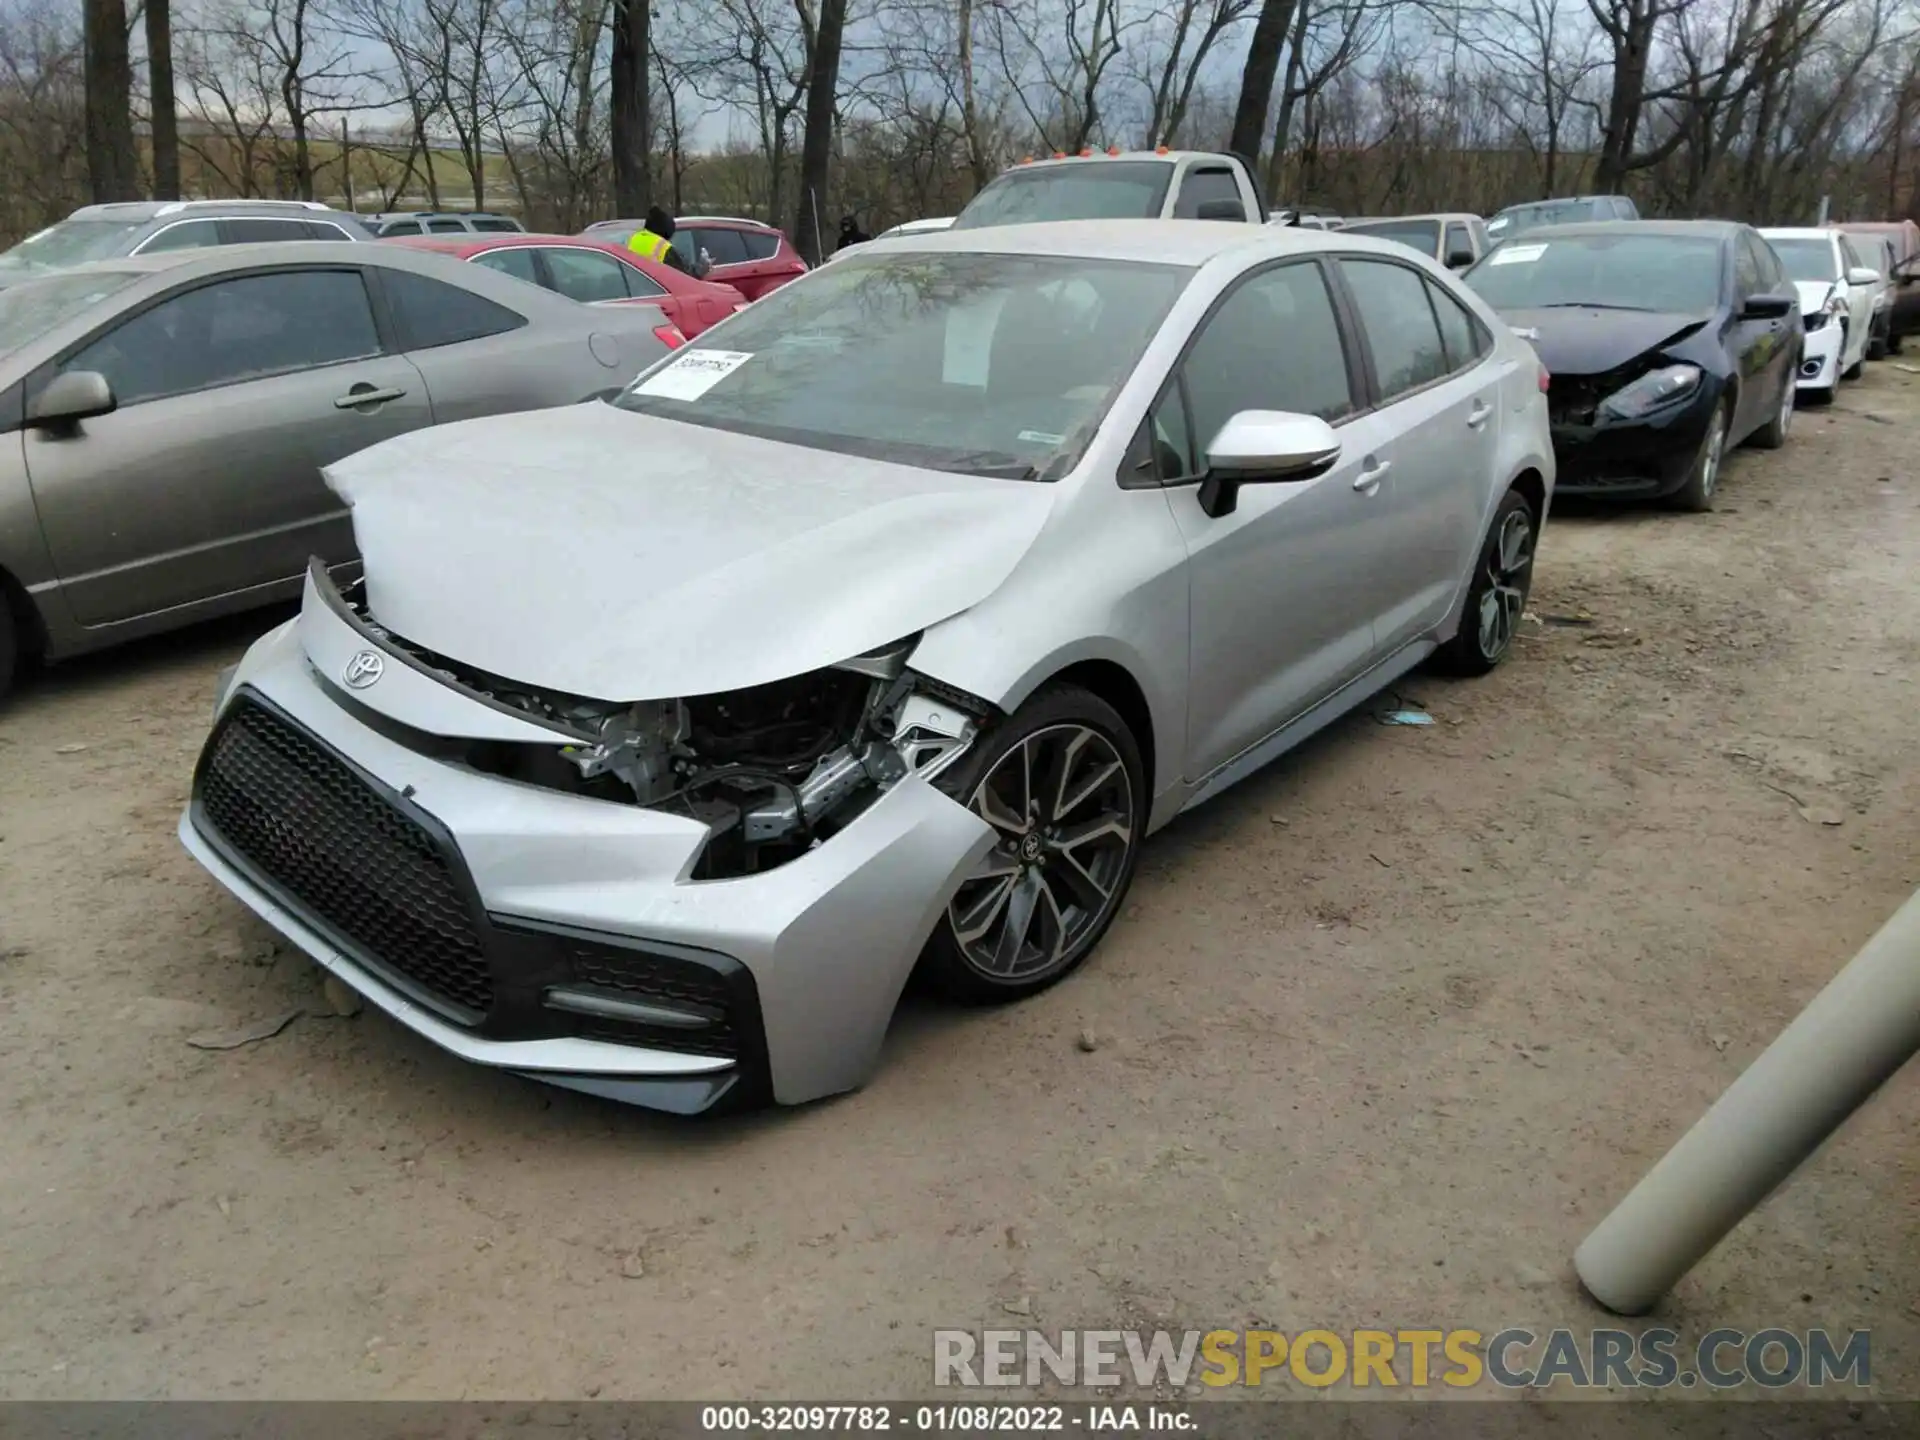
0,200 -> 372,291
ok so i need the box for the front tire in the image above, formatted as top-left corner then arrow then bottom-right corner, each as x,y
920,684 -> 1145,1003
1670,401 -> 1731,513
1435,487 -> 1535,676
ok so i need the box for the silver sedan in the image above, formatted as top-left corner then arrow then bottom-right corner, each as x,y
180,220 -> 1554,1114
0,243 -> 676,694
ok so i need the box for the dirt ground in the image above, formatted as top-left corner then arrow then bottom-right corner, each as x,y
1,366 -> 1917,1404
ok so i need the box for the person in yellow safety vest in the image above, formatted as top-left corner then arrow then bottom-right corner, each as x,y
627,205 -> 696,277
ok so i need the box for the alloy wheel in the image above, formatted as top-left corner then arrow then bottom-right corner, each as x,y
1477,508 -> 1534,661
1699,414 -> 1727,500
948,724 -> 1135,983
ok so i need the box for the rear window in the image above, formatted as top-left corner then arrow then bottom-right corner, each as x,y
1345,219 -> 1441,255
380,221 -> 422,237
952,161 -> 1176,229
738,230 -> 781,260
379,269 -> 526,349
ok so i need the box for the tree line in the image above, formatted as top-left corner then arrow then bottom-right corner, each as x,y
4,0 -> 1914,260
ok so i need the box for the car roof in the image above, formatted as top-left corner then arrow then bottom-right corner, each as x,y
1514,219 -> 1736,241
1345,213 -> 1479,225
389,231 -> 619,252
675,216 -> 779,231
869,217 -> 1363,267
1493,195 -> 1621,211
1010,151 -> 1210,171
1759,227 -> 1838,241
68,199 -> 346,222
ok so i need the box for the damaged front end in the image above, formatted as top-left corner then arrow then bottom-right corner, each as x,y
332,570 -> 987,879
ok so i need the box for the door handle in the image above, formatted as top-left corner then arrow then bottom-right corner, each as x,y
334,385 -> 407,410
1467,400 -> 1492,430
1353,458 -> 1391,495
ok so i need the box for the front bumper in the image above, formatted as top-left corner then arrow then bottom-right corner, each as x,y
179,591 -> 995,1113
1547,385 -> 1719,501
1797,320 -> 1842,391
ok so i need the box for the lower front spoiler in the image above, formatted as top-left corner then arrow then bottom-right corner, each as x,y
1551,409 -> 1713,501
179,811 -> 753,1115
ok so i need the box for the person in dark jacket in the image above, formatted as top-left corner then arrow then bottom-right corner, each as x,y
837,215 -> 871,252
628,204 -> 696,276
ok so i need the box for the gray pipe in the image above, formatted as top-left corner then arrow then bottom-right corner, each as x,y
1574,887 -> 1920,1315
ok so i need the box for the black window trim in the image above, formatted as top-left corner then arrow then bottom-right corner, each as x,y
36,262 -> 389,412
1117,253 -> 1365,491
1325,252 -> 1491,414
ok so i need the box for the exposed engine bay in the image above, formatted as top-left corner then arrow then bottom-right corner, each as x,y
343,582 -> 983,878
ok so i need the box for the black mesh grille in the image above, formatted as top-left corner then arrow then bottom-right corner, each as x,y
565,944 -> 738,1058
198,698 -> 493,1018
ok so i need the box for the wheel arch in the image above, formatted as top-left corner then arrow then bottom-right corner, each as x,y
0,560 -> 45,666
1508,466 -> 1548,526
1046,657 -> 1157,801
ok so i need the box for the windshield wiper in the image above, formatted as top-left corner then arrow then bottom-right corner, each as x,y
1533,301 -> 1657,312
927,450 -> 1043,480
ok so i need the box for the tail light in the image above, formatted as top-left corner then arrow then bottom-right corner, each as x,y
653,323 -> 687,349
1537,363 -> 1551,393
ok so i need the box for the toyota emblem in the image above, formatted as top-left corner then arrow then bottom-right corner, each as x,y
342,650 -> 386,689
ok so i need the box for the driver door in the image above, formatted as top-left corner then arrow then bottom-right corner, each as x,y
23,267 -> 430,627
1161,259 -> 1392,781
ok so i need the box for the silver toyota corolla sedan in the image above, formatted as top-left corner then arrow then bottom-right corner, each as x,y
180,220 -> 1555,1114
0,243 -> 675,694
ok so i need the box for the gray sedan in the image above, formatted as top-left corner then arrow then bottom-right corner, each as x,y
0,243 -> 675,694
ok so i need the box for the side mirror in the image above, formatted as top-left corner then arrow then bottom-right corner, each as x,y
1446,248 -> 1476,270
1195,198 -> 1247,222
28,370 -> 116,431
1738,292 -> 1795,321
1197,410 -> 1341,518
1847,266 -> 1883,287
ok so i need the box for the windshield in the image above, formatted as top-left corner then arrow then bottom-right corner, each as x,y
1485,200 -> 1600,240
1465,234 -> 1722,314
1765,237 -> 1839,284
0,219 -> 147,274
952,162 -> 1175,230
0,270 -> 140,352
615,251 -> 1187,477
1343,219 -> 1440,255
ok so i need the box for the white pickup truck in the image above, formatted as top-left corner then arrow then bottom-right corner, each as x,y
951,150 -> 1271,230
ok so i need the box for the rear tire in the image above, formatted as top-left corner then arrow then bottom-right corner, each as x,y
1751,368 -> 1793,450
1843,354 -> 1865,381
1890,329 -> 1905,356
1434,488 -> 1535,677
919,684 -> 1145,1004
0,588 -> 17,702
1670,401 -> 1730,513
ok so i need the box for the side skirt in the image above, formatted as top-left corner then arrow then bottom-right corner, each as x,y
1179,637 -> 1438,814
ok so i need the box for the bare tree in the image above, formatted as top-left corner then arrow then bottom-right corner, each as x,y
610,0 -> 650,216
147,0 -> 178,198
84,0 -> 138,199
792,0 -> 849,261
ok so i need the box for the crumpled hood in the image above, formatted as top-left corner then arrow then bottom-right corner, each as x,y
1499,307 -> 1710,377
324,402 -> 1058,699
1791,279 -> 1837,316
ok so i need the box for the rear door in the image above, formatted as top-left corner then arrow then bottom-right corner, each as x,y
1730,233 -> 1782,437
369,265 -> 607,420
23,266 -> 430,626
1333,255 -> 1496,652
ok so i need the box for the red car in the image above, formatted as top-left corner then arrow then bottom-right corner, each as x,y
580,216 -> 808,300
385,233 -> 747,340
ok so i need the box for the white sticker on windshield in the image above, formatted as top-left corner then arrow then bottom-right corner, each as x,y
634,349 -> 753,400
1017,429 -> 1067,445
1489,243 -> 1548,266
